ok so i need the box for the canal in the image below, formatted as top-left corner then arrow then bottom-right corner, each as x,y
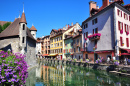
25,63 -> 130,86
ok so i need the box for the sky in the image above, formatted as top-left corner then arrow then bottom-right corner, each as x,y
0,0 -> 130,38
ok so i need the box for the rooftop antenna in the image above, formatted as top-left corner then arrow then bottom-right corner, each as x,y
18,10 -> 20,18
23,2 -> 24,13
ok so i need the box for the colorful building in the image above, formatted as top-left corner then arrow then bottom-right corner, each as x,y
73,29 -> 82,61
41,35 -> 50,58
49,29 -> 65,59
63,23 -> 82,59
64,35 -> 73,59
82,0 -> 130,62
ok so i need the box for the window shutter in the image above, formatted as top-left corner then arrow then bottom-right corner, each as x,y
120,37 -> 123,46
97,28 -> 98,33
126,38 -> 129,47
117,9 -> 119,15
121,11 -> 122,17
122,22 -> 123,31
93,29 -> 94,34
129,16 -> 130,21
127,25 -> 128,32
86,32 -> 88,38
84,33 -> 85,39
118,21 -> 120,30
125,24 -> 126,32
124,13 -> 125,19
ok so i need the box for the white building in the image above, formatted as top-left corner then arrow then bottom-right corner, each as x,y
82,0 -> 130,62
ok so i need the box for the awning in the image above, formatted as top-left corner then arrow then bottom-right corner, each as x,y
48,54 -> 58,56
119,53 -> 130,55
70,54 -> 73,55
122,49 -> 130,53
64,52 -> 71,55
42,54 -> 49,56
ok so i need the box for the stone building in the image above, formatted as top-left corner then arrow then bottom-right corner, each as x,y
0,9 -> 37,67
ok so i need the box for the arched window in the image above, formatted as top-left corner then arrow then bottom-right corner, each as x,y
23,24 -> 25,30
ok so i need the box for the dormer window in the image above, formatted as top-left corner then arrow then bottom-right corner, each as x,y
23,24 -> 25,30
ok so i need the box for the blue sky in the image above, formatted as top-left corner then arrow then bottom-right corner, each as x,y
0,0 -> 129,38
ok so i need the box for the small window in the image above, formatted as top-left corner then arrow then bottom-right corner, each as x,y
92,18 -> 97,25
85,23 -> 88,28
22,37 -> 24,43
95,28 -> 98,33
23,24 -> 25,30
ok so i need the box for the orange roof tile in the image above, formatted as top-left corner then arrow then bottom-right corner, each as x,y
30,25 -> 37,31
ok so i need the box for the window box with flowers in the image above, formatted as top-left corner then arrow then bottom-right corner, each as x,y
87,33 -> 101,41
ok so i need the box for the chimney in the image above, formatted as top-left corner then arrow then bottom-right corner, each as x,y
63,27 -> 65,30
68,24 -> 70,28
66,24 -> 68,30
89,1 -> 97,17
102,0 -> 109,8
71,22 -> 73,26
97,5 -> 99,9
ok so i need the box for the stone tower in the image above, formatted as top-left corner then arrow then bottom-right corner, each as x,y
19,8 -> 27,54
30,24 -> 37,39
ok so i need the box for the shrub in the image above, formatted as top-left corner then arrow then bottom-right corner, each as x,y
0,50 -> 28,85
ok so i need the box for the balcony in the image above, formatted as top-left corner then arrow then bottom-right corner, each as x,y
87,33 -> 101,41
80,48 -> 87,52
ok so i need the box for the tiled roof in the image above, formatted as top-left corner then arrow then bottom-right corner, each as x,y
0,18 -> 20,38
20,12 -> 27,24
30,25 -> 37,31
0,18 -> 36,41
0,21 -> 8,26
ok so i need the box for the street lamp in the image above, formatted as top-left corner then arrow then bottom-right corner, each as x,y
93,47 -> 95,63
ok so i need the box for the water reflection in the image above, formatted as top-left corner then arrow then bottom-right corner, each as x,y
26,63 -> 130,86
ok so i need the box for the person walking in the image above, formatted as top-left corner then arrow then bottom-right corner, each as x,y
124,57 -> 127,65
107,57 -> 110,64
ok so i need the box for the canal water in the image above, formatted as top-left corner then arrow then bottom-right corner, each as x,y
25,63 -> 130,86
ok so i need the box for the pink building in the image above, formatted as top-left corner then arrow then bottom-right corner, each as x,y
82,0 -> 130,63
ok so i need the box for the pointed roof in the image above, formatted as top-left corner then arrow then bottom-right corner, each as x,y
20,12 -> 27,24
30,25 -> 37,31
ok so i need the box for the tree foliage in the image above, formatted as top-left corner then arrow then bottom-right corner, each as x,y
0,22 -> 11,33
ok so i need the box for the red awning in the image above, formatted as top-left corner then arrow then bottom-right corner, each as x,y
42,54 -> 49,56
119,53 -> 130,55
122,49 -> 130,53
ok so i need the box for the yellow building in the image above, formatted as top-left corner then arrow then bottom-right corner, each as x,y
49,29 -> 66,59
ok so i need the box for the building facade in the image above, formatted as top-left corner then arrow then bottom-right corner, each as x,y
64,35 -> 73,59
41,35 -> 50,57
50,29 -> 65,59
82,0 -> 130,62
73,29 -> 82,61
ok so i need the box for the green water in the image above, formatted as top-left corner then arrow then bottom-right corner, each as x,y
25,63 -> 130,86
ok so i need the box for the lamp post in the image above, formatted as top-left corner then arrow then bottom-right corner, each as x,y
93,47 -> 95,63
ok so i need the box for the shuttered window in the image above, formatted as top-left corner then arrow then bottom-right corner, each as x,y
118,21 -> 120,30
126,38 -> 129,47
120,37 -> 123,46
117,9 -> 119,15
93,29 -> 94,34
86,32 -> 88,38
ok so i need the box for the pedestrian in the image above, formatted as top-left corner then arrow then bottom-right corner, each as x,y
124,58 -> 127,65
107,57 -> 110,64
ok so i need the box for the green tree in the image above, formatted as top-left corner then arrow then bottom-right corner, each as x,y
0,22 -> 11,33
0,25 -> 3,33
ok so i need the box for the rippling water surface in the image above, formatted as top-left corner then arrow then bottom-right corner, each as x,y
25,63 -> 130,86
